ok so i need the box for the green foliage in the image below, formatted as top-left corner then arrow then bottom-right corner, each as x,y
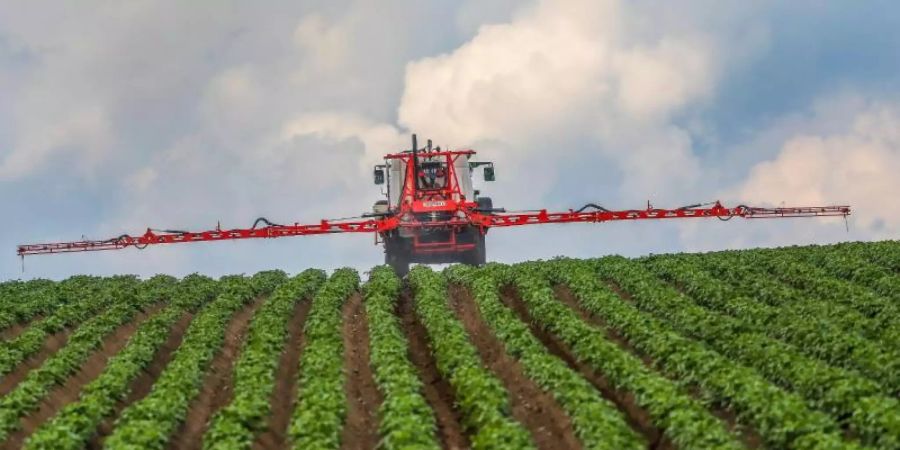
105,274 -> 283,449
446,264 -> 644,450
690,251 -> 900,353
791,243 -> 900,301
0,279 -> 58,331
0,241 -> 895,449
0,276 -> 161,442
0,276 -> 121,376
726,249 -> 900,345
364,266 -> 441,450
23,275 -> 219,450
202,269 -> 325,450
597,256 -> 896,448
504,262 -> 743,450
289,268 -> 359,450
843,240 -> 900,272
249,270 -> 290,295
408,266 -> 535,450
546,259 -> 854,449
643,255 -> 900,393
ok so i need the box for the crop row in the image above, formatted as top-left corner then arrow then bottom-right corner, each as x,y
362,266 -> 441,449
597,256 -> 899,448
105,271 -> 286,449
24,274 -> 221,450
507,262 -> 743,449
643,255 -> 900,393
692,252 -> 899,351
0,275 -> 158,377
408,266 -> 534,450
837,240 -> 900,273
0,276 -> 104,375
0,275 -> 170,442
788,244 -> 900,300
287,268 -> 358,449
730,250 -> 900,323
447,264 -> 644,450
0,280 -> 15,301
0,279 -> 59,332
542,259 -> 852,449
202,269 -> 325,450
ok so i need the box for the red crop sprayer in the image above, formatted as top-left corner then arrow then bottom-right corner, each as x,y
17,134 -> 851,274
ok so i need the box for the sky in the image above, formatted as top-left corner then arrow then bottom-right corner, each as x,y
1,0 -> 899,280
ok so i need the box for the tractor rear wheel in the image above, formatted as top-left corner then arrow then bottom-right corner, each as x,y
462,229 -> 486,266
385,238 -> 410,276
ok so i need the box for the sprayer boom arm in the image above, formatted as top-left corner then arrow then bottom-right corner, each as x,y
470,203 -> 851,227
17,217 -> 399,256
16,202 -> 849,257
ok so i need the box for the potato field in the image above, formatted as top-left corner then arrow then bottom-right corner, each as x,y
0,240 -> 897,450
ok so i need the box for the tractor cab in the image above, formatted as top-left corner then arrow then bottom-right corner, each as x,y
371,134 -> 496,274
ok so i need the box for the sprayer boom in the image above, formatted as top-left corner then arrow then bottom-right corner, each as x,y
17,134 -> 851,274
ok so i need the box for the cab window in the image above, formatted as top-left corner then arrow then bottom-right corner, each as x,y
417,161 -> 448,190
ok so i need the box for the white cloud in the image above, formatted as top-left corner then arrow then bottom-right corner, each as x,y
399,1 -> 614,145
0,2 -> 240,181
199,66 -> 266,139
613,37 -> 713,118
0,106 -> 113,180
281,112 -> 407,167
455,0 -> 524,37
0,1 -> 422,184
396,0 -> 726,205
733,100 -> 900,237
679,95 -> 900,253
7,1 -> 895,280
292,14 -> 352,77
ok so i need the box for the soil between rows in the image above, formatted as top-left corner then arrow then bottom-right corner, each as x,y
340,293 -> 383,450
497,286 -> 672,450
0,328 -> 73,397
449,284 -> 581,450
0,280 -> 769,449
397,290 -> 470,450
169,296 -> 266,450
253,298 -> 312,450
2,304 -> 162,450
0,317 -> 42,341
556,283 -> 763,449
88,310 -> 196,449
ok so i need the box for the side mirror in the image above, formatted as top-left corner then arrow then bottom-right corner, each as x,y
483,166 -> 495,182
374,168 -> 385,185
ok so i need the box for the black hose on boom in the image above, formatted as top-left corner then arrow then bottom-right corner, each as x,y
716,204 -> 750,221
152,228 -> 190,234
676,201 -> 717,210
251,217 -> 284,229
108,234 -> 147,250
574,203 -> 613,213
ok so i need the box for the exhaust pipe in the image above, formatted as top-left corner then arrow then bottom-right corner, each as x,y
411,134 -> 418,198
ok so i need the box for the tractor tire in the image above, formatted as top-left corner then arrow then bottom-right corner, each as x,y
385,238 -> 410,277
462,228 -> 486,267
